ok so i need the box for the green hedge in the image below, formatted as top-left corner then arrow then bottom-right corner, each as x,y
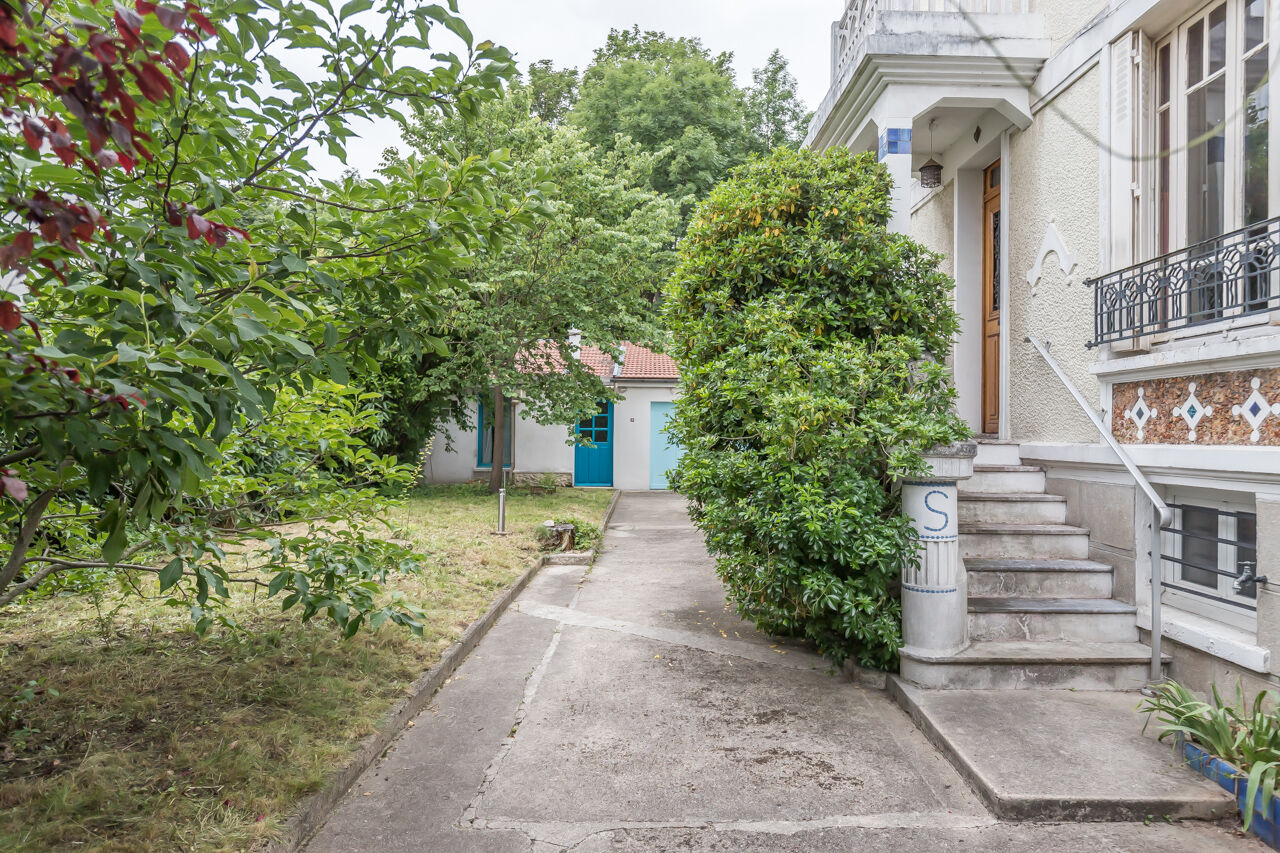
663,147 -> 969,669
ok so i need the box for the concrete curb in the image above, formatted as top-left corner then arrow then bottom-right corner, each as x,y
887,675 -> 1230,822
268,489 -> 619,852
842,658 -> 889,690
600,487 -> 622,530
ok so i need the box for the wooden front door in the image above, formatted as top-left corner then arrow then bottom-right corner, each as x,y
981,160 -> 1002,435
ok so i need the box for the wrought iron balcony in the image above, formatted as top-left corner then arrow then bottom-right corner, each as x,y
1088,216 -> 1280,347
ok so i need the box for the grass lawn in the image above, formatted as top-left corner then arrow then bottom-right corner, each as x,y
0,485 -> 613,852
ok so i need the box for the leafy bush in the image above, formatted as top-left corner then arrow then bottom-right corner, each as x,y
664,147 -> 969,669
0,1 -> 528,634
1141,680 -> 1280,830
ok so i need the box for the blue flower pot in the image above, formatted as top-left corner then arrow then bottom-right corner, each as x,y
1183,740 -> 1280,848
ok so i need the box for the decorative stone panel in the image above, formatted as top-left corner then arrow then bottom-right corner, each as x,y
1111,367 -> 1280,445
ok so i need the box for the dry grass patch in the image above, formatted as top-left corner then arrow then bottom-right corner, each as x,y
0,485 -> 613,852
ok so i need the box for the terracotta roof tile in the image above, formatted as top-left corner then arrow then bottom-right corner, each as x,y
618,343 -> 679,380
516,341 -> 677,381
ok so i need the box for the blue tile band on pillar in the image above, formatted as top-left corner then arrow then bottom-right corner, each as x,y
877,127 -> 912,161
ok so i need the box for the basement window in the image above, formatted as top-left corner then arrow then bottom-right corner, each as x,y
1160,489 -> 1258,631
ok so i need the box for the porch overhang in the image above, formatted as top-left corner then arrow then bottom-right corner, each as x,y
806,11 -> 1050,152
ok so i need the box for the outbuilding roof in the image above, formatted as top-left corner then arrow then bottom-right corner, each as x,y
615,343 -> 679,380
518,341 -> 679,382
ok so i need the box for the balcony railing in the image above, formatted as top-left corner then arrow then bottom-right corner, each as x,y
1088,215 -> 1280,347
832,0 -> 1032,80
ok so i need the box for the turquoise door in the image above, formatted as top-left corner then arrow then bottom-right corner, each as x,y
649,401 -> 683,490
574,401 -> 613,487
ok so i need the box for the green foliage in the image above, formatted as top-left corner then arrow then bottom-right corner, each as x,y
376,83 -> 680,470
571,27 -> 753,205
535,516 -> 602,552
527,59 -> 579,125
0,1 -> 532,634
664,147 -> 969,669
1141,680 -> 1280,831
744,50 -> 813,151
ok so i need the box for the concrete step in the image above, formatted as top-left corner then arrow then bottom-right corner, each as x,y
966,558 -> 1113,598
899,640 -> 1164,690
968,597 -> 1138,642
958,493 -> 1067,525
888,681 -> 1234,821
973,440 -> 1022,467
961,465 -> 1046,495
960,523 -> 1090,560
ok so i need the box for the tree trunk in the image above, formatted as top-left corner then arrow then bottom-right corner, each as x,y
0,489 -> 56,599
488,387 -> 505,494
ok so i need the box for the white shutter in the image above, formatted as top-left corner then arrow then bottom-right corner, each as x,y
1132,33 -> 1155,265
1108,32 -> 1142,271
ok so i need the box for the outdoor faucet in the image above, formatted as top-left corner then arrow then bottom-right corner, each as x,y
1234,561 -> 1267,596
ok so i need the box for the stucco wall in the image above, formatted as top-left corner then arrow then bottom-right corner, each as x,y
423,387 -> 679,489
612,383 -> 680,491
1006,65 -> 1102,444
909,180 -> 955,277
1035,0 -> 1107,55
422,400 -> 573,485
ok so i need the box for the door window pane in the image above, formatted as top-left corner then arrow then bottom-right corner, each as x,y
1159,108 -> 1172,254
1246,0 -> 1267,51
1244,52 -> 1269,226
1208,4 -> 1227,73
990,209 -> 1001,313
1188,19 -> 1204,85
1187,76 -> 1227,244
1158,43 -> 1171,105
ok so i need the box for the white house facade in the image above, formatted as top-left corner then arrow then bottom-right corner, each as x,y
809,0 -> 1280,695
422,343 -> 684,491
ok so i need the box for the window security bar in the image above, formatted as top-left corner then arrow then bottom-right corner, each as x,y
1160,502 -> 1258,610
1087,214 -> 1280,347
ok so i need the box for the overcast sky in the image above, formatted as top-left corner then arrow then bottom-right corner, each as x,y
314,0 -> 839,178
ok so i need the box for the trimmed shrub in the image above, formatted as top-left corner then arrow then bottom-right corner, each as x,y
664,147 -> 969,669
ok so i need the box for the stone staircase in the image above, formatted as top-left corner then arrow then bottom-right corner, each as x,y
899,440 -> 1166,690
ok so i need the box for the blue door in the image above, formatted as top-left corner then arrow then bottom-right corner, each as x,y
649,401 -> 684,490
574,401 -> 613,487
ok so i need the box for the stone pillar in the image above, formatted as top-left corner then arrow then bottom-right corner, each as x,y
875,117 -> 914,235
1254,496 -> 1280,677
899,443 -> 977,658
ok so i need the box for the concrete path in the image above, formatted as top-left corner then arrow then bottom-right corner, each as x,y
305,492 -> 1259,852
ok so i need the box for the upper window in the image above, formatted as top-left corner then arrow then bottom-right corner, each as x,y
1156,0 -> 1270,255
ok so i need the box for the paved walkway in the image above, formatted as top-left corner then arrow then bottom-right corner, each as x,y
306,492 -> 1258,852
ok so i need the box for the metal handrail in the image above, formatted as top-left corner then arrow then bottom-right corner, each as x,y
1025,336 -> 1172,684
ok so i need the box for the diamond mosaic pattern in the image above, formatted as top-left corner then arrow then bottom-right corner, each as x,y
1231,377 -> 1280,443
1123,387 -> 1156,440
1173,382 -> 1214,441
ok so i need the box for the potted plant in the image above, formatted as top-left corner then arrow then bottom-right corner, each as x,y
1141,680 -> 1280,847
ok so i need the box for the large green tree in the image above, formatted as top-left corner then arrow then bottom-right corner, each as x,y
571,27 -> 753,205
664,148 -> 969,668
526,59 -> 579,125
745,50 -> 812,151
386,83 -> 680,489
0,0 -> 531,632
